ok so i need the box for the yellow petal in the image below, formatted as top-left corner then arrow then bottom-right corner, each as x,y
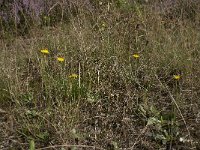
69,73 -> 78,79
40,49 -> 49,54
57,57 -> 65,62
173,75 -> 181,80
133,54 -> 139,58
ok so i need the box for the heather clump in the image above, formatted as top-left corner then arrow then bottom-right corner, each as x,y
0,0 -> 94,36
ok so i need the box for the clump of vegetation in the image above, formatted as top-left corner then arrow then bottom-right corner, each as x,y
0,0 -> 200,149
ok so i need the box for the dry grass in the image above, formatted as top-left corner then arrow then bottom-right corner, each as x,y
0,1 -> 200,150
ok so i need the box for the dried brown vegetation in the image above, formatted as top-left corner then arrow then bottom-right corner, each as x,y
0,0 -> 200,149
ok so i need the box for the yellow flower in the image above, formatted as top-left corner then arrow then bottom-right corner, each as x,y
173,75 -> 181,80
57,57 -> 65,62
69,73 -> 78,79
133,54 -> 139,59
40,49 -> 49,54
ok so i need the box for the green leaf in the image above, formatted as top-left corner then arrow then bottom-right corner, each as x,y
29,140 -> 35,150
154,134 -> 166,141
147,117 -> 161,125
150,105 -> 160,117
37,131 -> 49,140
139,104 -> 147,116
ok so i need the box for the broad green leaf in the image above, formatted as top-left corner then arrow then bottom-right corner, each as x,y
29,140 -> 35,150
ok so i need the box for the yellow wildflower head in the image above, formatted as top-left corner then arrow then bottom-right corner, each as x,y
69,73 -> 78,79
173,75 -> 181,80
133,54 -> 139,59
57,57 -> 65,62
40,49 -> 49,54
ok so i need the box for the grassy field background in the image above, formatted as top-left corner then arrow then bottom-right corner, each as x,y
0,0 -> 200,149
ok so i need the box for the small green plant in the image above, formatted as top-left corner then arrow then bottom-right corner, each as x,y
140,105 -> 180,146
